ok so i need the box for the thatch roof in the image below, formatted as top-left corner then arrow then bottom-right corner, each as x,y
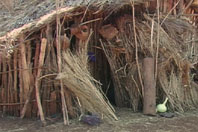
0,0 -> 150,38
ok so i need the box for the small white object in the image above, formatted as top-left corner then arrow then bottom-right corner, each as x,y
156,97 -> 168,113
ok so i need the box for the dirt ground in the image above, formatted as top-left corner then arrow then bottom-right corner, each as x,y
0,108 -> 198,132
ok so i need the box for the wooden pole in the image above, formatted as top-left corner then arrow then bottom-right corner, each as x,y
46,25 -> 56,116
32,41 -> 40,117
178,0 -> 184,14
19,36 -> 32,117
64,88 -> 76,118
56,30 -> 69,125
56,1 -> 69,124
13,50 -> 18,116
18,54 -> 23,111
20,75 -> 34,118
35,38 -> 47,126
20,37 -> 31,100
2,58 -> 7,115
8,59 -> 13,114
143,58 -> 156,115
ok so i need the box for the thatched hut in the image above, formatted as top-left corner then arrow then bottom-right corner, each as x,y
0,0 -> 198,125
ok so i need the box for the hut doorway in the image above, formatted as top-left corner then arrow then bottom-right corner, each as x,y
90,50 -> 116,106
90,47 -> 135,108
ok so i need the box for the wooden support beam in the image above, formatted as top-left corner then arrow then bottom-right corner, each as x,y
35,38 -> 47,126
143,58 -> 156,115
19,36 -> 31,117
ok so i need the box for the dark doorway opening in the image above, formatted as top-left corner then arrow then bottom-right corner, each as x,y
90,50 -> 116,106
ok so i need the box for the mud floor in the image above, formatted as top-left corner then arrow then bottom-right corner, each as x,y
0,108 -> 198,132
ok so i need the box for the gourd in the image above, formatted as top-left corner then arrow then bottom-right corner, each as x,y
156,97 -> 168,113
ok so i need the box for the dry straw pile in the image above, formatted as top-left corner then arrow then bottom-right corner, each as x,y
56,50 -> 117,120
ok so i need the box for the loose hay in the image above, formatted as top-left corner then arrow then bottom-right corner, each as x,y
56,50 -> 117,120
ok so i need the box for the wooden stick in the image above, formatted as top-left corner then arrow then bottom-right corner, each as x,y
31,42 -> 40,117
56,2 -> 69,124
42,25 -> 53,116
18,53 -> 24,111
26,43 -> 32,69
163,0 -> 168,13
20,74 -> 34,118
27,42 -> 33,117
20,37 -> 31,100
178,0 -> 184,14
64,88 -> 76,118
19,36 -> 32,117
8,59 -> 13,114
155,0 -> 160,81
2,58 -> 8,114
35,38 -> 47,126
13,50 -> 18,112
131,1 -> 144,97
173,0 -> 177,15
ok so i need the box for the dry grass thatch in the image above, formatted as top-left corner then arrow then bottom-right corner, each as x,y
56,49 -> 117,120
99,12 -> 198,112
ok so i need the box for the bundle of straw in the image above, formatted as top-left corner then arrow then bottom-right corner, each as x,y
56,49 -> 117,120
